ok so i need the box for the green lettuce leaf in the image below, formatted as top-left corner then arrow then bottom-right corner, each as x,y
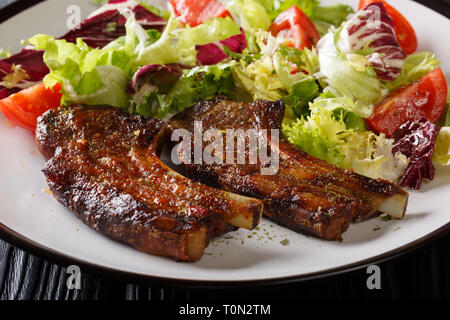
386,52 -> 441,92
29,35 -> 131,108
29,10 -> 153,108
168,62 -> 237,112
434,89 -> 450,165
284,78 -> 319,117
340,111 -> 366,131
256,0 -> 353,34
132,62 -> 237,118
0,48 -> 11,59
261,0 -> 318,20
317,33 -> 384,109
138,16 -> 241,67
446,89 -> 450,127
312,4 -> 354,27
433,127 -> 450,165
222,0 -> 272,53
223,0 -> 271,31
437,87 -> 450,127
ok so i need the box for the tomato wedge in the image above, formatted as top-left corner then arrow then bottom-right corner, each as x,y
358,0 -> 417,54
366,68 -> 447,137
269,6 -> 320,51
0,82 -> 62,131
171,0 -> 231,27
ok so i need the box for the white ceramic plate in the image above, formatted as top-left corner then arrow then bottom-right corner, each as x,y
0,0 -> 449,285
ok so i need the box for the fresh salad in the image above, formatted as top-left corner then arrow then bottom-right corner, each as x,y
0,0 -> 449,190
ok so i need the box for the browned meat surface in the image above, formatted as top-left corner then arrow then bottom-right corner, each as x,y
36,105 -> 262,261
168,98 -> 409,240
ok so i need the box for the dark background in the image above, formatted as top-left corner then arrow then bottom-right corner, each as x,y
0,0 -> 449,301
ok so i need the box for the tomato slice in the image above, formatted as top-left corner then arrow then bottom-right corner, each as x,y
269,6 -> 320,51
366,68 -> 447,137
170,0 -> 231,27
358,0 -> 417,54
0,82 -> 62,131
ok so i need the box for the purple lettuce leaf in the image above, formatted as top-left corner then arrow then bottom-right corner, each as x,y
0,49 -> 49,96
196,30 -> 246,65
61,0 -> 166,49
340,1 -> 406,81
392,119 -> 441,189
128,64 -> 182,95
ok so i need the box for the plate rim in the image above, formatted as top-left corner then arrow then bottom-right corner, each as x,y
0,0 -> 43,24
0,221 -> 448,288
0,0 -> 449,287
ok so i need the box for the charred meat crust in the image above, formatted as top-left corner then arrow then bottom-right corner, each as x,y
168,98 -> 408,240
36,105 -> 262,261
44,151 -> 212,261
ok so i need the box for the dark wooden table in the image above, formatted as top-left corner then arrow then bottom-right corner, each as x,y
0,0 -> 449,301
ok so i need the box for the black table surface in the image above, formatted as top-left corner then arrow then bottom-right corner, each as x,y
1,0 -> 450,301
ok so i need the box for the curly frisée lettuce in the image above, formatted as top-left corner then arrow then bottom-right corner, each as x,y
232,31 -> 286,100
233,55 -> 285,101
232,31 -> 319,103
283,107 -> 347,165
341,130 -> 409,182
283,106 -> 409,181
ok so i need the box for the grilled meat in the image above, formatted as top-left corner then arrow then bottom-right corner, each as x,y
168,98 -> 409,240
36,105 -> 262,261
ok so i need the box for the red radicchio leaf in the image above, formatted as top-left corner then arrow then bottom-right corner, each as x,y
128,64 -> 182,95
0,49 -> 49,96
0,0 -> 165,99
392,119 -> 441,190
61,0 -> 166,48
0,88 -> 10,99
341,1 -> 406,81
196,30 -> 246,65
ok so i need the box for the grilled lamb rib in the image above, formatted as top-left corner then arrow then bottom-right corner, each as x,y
168,98 -> 409,240
36,105 -> 262,261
